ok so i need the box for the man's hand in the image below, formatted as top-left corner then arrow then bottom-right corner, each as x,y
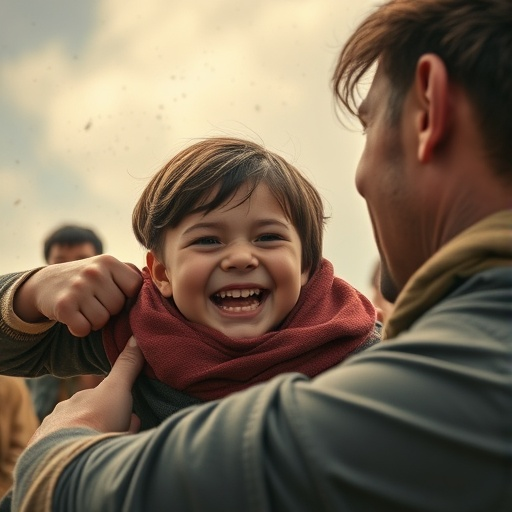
29,336 -> 144,446
14,255 -> 143,336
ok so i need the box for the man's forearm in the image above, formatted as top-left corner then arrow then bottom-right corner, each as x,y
10,428 -> 118,512
0,271 -> 110,377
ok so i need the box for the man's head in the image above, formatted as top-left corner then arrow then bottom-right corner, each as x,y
332,0 -> 512,301
44,225 -> 103,264
333,0 -> 512,178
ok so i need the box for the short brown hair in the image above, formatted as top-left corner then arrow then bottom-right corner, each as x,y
132,137 -> 327,276
333,0 -> 512,178
43,225 -> 103,262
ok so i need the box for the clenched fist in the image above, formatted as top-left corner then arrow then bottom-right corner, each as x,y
13,255 -> 143,337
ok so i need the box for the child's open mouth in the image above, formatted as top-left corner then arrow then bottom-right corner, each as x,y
210,288 -> 267,312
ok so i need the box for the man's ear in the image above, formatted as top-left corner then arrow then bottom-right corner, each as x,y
146,251 -> 173,297
414,54 -> 449,162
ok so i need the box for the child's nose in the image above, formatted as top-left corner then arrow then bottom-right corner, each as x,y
220,243 -> 259,271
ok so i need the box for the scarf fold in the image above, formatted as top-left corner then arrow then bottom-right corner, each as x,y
385,210 -> 512,340
103,258 -> 377,400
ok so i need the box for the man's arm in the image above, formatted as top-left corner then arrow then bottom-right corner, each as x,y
11,325 -> 511,512
0,259 -> 142,377
12,255 -> 142,336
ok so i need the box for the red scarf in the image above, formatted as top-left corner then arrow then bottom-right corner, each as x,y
103,258 -> 377,400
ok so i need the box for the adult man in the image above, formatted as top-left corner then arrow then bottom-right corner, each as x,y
0,0 -> 511,510
25,225 -> 105,422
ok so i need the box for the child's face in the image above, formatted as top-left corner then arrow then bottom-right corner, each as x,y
148,182 -> 309,338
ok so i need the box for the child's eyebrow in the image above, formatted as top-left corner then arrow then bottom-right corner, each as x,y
182,222 -> 219,236
182,219 -> 291,236
254,219 -> 291,230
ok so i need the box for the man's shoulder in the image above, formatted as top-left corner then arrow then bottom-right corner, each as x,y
454,266 -> 512,295
387,266 -> 512,371
426,266 -> 512,336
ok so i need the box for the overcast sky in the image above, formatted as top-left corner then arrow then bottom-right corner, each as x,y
1,0 -> 379,295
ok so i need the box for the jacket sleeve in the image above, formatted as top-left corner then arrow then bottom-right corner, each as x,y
11,327 -> 511,512
0,271 -> 110,377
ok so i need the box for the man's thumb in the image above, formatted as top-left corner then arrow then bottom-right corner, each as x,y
106,336 -> 145,391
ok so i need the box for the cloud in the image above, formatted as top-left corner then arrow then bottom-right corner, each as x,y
0,0 -> 377,292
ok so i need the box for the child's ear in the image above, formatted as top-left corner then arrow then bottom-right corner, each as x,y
300,267 -> 310,286
146,251 -> 173,297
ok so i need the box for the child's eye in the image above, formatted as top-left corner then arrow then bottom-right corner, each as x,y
192,237 -> 220,245
257,233 -> 284,242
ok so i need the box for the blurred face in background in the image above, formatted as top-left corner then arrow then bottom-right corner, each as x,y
46,243 -> 98,264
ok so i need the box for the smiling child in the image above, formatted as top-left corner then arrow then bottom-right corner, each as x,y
1,137 -> 381,430
102,137 -> 381,427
